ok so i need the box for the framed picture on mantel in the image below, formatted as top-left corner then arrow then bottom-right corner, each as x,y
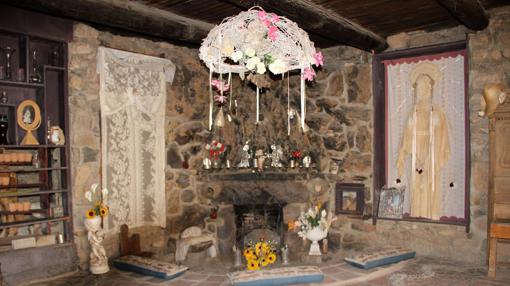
335,183 -> 365,216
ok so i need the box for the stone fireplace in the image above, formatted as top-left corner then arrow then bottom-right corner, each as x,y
234,203 -> 284,246
198,170 -> 331,261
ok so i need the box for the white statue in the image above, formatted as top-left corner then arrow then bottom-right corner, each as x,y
23,109 -> 32,124
85,217 -> 109,274
237,142 -> 251,168
269,144 -> 284,168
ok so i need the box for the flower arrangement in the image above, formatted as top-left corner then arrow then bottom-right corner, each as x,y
224,10 -> 323,82
291,150 -> 302,160
205,140 -> 225,161
243,239 -> 277,270
84,183 -> 109,219
288,203 -> 336,240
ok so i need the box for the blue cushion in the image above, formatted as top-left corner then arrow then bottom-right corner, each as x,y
345,247 -> 415,269
113,255 -> 188,279
228,266 -> 324,286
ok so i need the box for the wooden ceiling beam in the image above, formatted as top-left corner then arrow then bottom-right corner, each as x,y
220,0 -> 388,52
436,0 -> 489,30
2,0 -> 214,44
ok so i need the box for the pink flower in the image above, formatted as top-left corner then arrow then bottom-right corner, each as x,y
258,10 -> 267,21
314,51 -> 324,66
270,14 -> 279,23
211,79 -> 230,92
268,25 -> 278,41
214,94 -> 228,104
301,67 -> 316,81
258,10 -> 271,27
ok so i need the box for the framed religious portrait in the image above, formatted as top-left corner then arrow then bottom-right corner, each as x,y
17,100 -> 42,145
377,186 -> 405,219
335,183 -> 365,216
373,41 -> 469,230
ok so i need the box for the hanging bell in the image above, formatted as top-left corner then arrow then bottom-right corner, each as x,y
214,108 -> 225,128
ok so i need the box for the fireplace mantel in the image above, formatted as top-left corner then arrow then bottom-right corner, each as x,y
198,169 -> 321,182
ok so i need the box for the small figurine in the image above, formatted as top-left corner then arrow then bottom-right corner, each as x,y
203,157 -> 212,169
303,155 -> 311,168
237,141 -> 251,168
269,144 -> 284,168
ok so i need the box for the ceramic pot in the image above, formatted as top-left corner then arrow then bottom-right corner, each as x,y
305,227 -> 327,256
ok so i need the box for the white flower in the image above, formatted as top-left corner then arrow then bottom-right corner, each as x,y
256,62 -> 266,74
268,59 -> 287,74
321,209 -> 327,218
90,183 -> 98,194
84,190 -> 93,202
244,47 -> 256,58
307,209 -> 315,217
101,188 -> 108,198
231,50 -> 243,62
246,56 -> 261,70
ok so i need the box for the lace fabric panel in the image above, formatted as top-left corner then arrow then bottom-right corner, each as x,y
97,47 -> 175,232
386,55 -> 466,219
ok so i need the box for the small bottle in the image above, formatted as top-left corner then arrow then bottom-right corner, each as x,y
32,153 -> 40,168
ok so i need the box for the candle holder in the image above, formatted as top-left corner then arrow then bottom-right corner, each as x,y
1,46 -> 15,80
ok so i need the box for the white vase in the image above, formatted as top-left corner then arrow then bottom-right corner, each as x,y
305,227 -> 327,256
84,216 -> 109,274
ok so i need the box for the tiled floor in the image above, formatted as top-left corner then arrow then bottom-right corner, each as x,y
31,257 -> 510,285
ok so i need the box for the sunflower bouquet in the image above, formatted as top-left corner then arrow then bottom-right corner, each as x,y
84,183 -> 109,219
243,239 -> 277,270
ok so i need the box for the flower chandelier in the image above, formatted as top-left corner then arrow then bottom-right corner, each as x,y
199,6 -> 323,133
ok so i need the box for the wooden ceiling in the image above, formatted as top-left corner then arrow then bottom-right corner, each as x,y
4,0 -> 509,51
137,0 -> 507,48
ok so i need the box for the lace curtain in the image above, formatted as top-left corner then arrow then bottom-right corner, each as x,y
385,51 -> 466,220
97,47 -> 175,232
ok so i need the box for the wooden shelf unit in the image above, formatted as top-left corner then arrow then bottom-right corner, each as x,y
0,27 -> 71,248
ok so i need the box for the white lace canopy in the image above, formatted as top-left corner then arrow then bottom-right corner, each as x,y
199,6 -> 317,74
199,7 -> 321,132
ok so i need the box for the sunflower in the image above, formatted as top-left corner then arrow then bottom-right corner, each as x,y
260,257 -> 269,267
267,253 -> 276,264
99,206 -> 108,216
86,209 -> 96,219
255,242 -> 264,255
247,259 -> 260,271
244,248 -> 253,259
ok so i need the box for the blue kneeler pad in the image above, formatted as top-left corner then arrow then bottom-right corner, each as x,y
113,255 -> 188,279
345,247 -> 415,269
228,266 -> 324,286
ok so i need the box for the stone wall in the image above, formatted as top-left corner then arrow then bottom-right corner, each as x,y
68,5 -> 510,268
327,6 -> 510,265
68,23 -> 211,268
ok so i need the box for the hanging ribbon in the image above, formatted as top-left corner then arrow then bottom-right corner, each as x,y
256,87 -> 260,124
208,69 -> 213,130
300,68 -> 306,131
287,73 -> 290,136
228,72 -> 232,111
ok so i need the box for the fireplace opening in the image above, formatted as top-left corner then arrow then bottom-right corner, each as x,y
234,203 -> 285,247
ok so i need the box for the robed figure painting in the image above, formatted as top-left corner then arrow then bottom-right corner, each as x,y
385,50 -> 467,222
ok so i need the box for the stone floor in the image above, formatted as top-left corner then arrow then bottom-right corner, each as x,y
30,257 -> 510,286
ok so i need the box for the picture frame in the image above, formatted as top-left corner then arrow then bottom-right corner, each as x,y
377,186 -> 405,219
49,126 -> 65,145
17,100 -> 41,145
335,183 -> 365,216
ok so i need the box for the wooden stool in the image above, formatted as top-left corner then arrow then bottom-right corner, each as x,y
488,221 -> 510,277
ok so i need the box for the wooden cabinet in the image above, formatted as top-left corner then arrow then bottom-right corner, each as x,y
0,28 -> 71,250
487,98 -> 510,277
